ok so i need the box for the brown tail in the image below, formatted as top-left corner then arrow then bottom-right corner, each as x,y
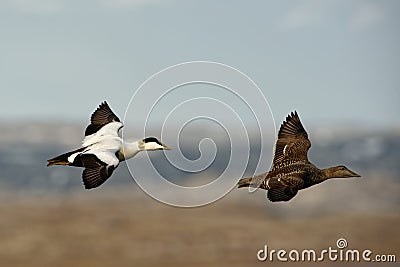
237,177 -> 252,188
47,147 -> 84,167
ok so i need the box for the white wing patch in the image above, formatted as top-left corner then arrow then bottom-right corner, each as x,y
86,151 -> 119,167
83,137 -> 122,167
79,121 -> 124,168
283,144 -> 287,155
82,121 -> 123,147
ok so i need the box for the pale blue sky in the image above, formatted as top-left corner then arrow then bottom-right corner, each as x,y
1,0 -> 399,128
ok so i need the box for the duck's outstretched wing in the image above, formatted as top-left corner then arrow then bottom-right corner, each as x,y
81,153 -> 119,189
267,187 -> 298,202
85,101 -> 121,136
271,111 -> 311,171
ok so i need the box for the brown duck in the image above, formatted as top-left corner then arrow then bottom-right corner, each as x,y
238,111 -> 361,202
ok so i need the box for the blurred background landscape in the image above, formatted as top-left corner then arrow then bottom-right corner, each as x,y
0,122 -> 399,266
1,0 -> 399,266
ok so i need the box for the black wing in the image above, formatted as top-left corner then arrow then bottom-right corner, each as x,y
272,111 -> 311,170
81,154 -> 117,189
84,101 -> 121,136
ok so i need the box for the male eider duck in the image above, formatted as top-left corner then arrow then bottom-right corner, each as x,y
238,111 -> 360,202
47,101 -> 171,189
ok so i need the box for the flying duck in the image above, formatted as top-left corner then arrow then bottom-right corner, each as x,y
238,111 -> 360,202
47,101 -> 171,189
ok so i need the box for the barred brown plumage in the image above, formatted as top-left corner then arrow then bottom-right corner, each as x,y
238,111 -> 361,202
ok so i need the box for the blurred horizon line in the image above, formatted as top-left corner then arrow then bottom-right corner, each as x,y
1,116 -> 399,132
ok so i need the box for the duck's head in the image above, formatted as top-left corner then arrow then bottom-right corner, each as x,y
139,137 -> 171,151
326,165 -> 361,178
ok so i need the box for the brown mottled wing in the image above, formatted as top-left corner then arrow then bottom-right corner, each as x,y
265,174 -> 304,202
267,175 -> 304,189
85,101 -> 121,136
81,154 -> 117,189
271,111 -> 311,170
267,187 -> 298,202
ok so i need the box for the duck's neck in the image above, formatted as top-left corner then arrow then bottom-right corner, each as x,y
119,141 -> 141,161
321,167 -> 335,180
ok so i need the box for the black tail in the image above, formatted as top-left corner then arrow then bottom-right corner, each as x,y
47,147 -> 84,167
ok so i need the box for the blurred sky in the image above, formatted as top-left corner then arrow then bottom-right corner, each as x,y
1,0 -> 399,128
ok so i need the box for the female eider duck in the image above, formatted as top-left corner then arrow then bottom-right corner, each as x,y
238,111 -> 360,202
47,101 -> 171,189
